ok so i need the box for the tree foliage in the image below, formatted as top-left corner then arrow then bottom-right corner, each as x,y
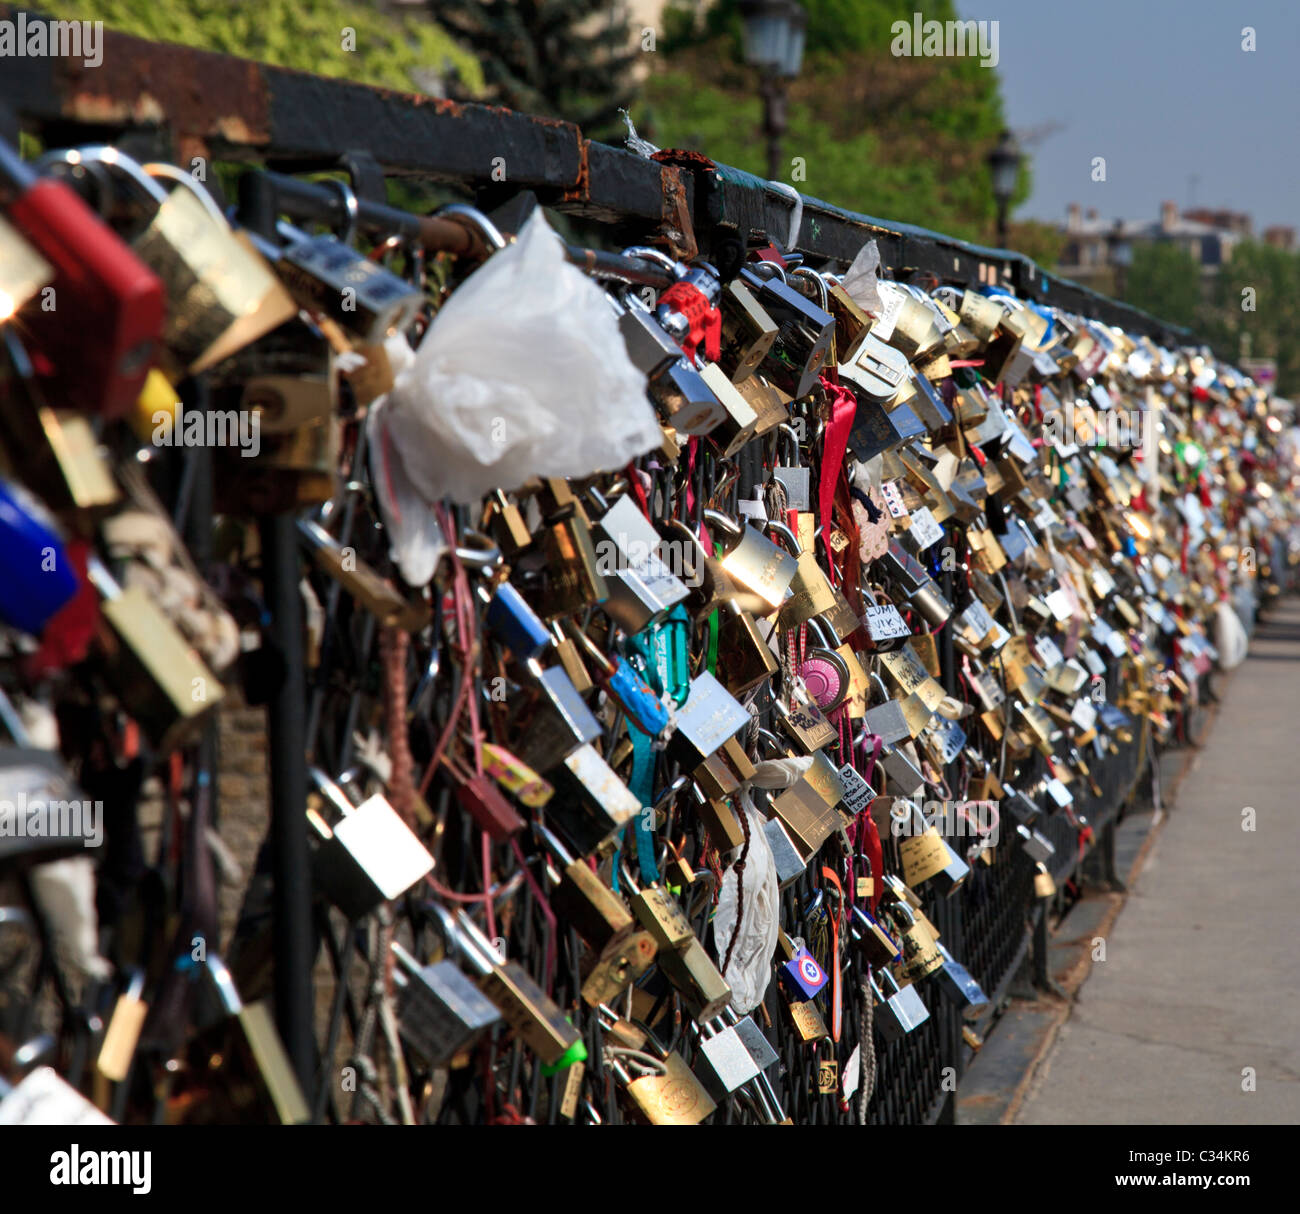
1121,242 -> 1202,331
40,0 -> 483,94
642,0 -> 1026,247
433,0 -> 638,137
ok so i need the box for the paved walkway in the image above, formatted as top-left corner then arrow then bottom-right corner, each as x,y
1016,597 -> 1300,1124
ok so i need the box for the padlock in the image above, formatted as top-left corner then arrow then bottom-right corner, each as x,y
52,147 -> 290,379
883,900 -> 943,981
87,556 -> 223,754
515,660 -> 602,773
390,940 -> 502,1065
611,1053 -> 716,1125
715,597 -> 780,696
657,936 -> 733,1023
558,620 -> 670,737
840,331 -> 911,404
702,509 -> 798,613
717,276 -> 778,383
736,373 -> 791,437
530,478 -> 610,618
739,264 -> 835,398
764,519 -> 838,630
298,518 -> 428,632
590,491 -> 690,632
773,422 -> 812,512
581,929 -> 659,1008
621,863 -> 696,953
849,906 -> 903,968
258,221 -> 422,346
306,767 -> 435,920
932,942 -> 989,1017
443,909 -> 586,1072
177,954 -> 311,1125
892,800 -> 969,896
783,996 -> 830,1043
1034,862 -> 1057,899
0,329 -> 120,517
613,288 -> 686,379
779,944 -> 829,1002
846,394 -> 927,460
773,688 -> 838,754
767,751 -> 846,860
444,753 -> 526,843
667,670 -> 752,772
545,743 -> 642,857
0,480 -> 79,638
482,579 -> 552,660
96,969 -> 149,1083
1016,822 -> 1056,864
870,969 -> 931,1042
721,1009 -> 786,1123
763,817 -> 808,889
691,1020 -> 761,1103
0,137 -> 163,419
534,822 -> 635,950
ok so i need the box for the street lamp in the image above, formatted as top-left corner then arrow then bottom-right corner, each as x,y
987,129 -> 1021,248
1107,220 -> 1133,297
739,0 -> 807,183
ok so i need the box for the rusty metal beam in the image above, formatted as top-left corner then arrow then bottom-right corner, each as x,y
0,7 -> 1191,344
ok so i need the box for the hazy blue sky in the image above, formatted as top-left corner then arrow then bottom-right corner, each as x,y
954,0 -> 1299,232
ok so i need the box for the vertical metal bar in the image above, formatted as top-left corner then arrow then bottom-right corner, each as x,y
238,170 -> 317,1109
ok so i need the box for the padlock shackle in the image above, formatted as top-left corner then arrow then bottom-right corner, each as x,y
141,162 -> 229,229
37,145 -> 168,207
435,203 -> 508,252
307,766 -> 357,819
203,954 -> 245,1016
620,246 -> 681,277
762,518 -> 800,557
531,819 -> 575,869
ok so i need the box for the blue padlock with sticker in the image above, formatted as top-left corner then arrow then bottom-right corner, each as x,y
779,943 -> 829,1002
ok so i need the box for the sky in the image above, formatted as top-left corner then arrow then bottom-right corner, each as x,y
954,0 -> 1300,233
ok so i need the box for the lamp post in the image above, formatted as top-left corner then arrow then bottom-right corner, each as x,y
987,129 -> 1021,248
1107,220 -> 1133,298
739,0 -> 807,183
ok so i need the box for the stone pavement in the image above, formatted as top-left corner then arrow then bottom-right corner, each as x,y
1014,597 -> 1300,1124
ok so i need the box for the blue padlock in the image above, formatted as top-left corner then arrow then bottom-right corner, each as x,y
779,945 -> 829,1002
0,479 -> 77,636
484,581 -> 551,659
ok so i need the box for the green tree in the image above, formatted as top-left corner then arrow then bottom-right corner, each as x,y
642,0 -> 1023,246
433,0 -> 638,137
40,0 -> 483,95
1120,242 -> 1201,330
1205,241 -> 1300,396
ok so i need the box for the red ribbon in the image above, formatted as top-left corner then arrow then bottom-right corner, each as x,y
818,375 -> 857,587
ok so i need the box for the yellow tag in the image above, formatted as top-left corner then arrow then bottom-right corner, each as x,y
130,368 -> 181,445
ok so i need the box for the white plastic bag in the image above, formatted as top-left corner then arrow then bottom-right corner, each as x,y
383,210 -> 660,506
713,792 -> 780,1014
1215,599 -> 1248,669
369,332 -> 450,588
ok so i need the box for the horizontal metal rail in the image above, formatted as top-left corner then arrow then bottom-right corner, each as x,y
0,5 -> 1191,345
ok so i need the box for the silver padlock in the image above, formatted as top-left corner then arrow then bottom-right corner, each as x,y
871,969 -> 931,1042
763,817 -> 808,889
516,660 -> 603,773
306,767 -> 434,921
932,942 -> 989,1018
590,491 -> 690,632
390,940 -> 502,1065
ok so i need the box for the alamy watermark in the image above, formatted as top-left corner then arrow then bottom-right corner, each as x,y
0,795 -> 103,849
891,14 -> 999,68
1042,401 -> 1155,450
0,14 -> 102,68
153,401 -> 261,458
